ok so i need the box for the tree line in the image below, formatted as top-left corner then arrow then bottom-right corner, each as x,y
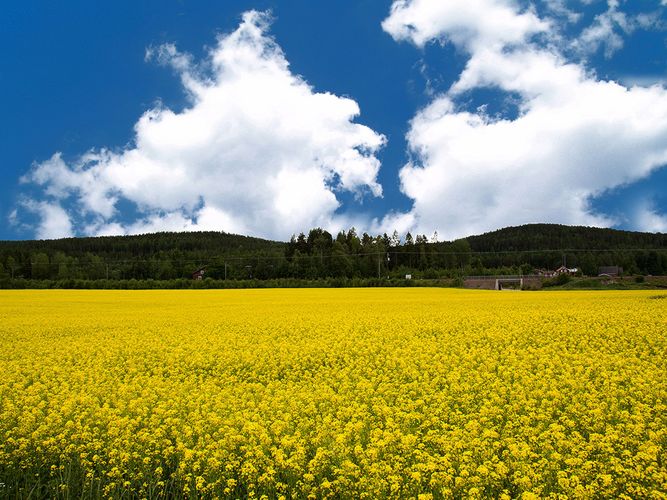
0,224 -> 666,287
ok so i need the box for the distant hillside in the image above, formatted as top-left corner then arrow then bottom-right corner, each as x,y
0,231 -> 284,259
0,231 -> 285,281
0,224 -> 665,285
466,224 -> 667,252
459,224 -> 666,276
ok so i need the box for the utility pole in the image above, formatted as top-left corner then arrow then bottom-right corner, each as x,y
224,262 -> 227,280
8,259 -> 15,279
386,252 -> 391,278
106,263 -> 109,280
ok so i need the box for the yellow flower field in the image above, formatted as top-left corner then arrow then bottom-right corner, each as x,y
0,289 -> 665,498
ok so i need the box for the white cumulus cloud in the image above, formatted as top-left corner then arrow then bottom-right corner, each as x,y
381,0 -> 667,239
19,11 -> 385,240
18,199 -> 73,240
381,0 -> 549,51
635,202 -> 667,233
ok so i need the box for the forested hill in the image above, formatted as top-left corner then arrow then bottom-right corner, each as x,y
0,224 -> 665,283
466,224 -> 667,252
0,231 -> 285,281
0,231 -> 283,258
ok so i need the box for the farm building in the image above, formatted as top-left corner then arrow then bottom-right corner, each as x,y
598,266 -> 623,277
555,266 -> 579,275
192,268 -> 206,280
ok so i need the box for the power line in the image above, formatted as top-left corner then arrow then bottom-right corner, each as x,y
24,246 -> 667,267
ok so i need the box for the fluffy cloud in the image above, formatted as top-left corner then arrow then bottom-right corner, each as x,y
635,203 -> 667,233
381,0 -> 548,50
573,1 -> 628,58
17,199 -> 73,240
382,0 -> 667,239
571,0 -> 662,58
19,11 -> 385,240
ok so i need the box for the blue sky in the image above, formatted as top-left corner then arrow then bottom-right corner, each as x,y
3,0 -> 667,241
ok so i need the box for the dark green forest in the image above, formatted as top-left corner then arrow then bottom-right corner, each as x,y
0,224 -> 665,288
